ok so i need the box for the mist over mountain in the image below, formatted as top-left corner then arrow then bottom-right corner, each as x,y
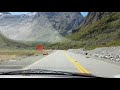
0,12 -> 120,50
0,31 -> 29,49
0,12 -> 84,43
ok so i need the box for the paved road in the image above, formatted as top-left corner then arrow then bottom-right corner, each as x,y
23,50 -> 82,73
1,50 -> 120,78
66,51 -> 120,78
23,50 -> 120,78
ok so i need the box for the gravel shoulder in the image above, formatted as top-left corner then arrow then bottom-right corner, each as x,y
68,46 -> 120,66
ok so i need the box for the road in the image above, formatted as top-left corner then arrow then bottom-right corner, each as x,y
23,50 -> 89,74
22,50 -> 120,78
1,50 -> 120,78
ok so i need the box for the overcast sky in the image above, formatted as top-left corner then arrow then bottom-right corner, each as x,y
9,12 -> 88,17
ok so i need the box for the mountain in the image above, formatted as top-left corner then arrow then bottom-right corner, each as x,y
44,12 -> 84,35
0,12 -> 84,43
67,12 -> 120,50
80,12 -> 111,27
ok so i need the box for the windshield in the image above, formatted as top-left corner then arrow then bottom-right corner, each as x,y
0,12 -> 120,78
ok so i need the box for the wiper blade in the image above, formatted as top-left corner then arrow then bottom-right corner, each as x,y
0,69 -> 95,77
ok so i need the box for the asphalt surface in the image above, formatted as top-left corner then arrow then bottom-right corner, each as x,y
23,50 -> 79,73
1,50 -> 120,78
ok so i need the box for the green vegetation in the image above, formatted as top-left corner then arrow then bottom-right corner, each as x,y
1,12 -> 120,51
20,12 -> 120,50
0,32 -> 30,49
0,49 -> 42,56
45,41 -> 82,50
65,12 -> 120,50
0,31 -> 47,62
0,49 -> 44,62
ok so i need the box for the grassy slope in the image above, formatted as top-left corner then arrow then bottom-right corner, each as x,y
0,33 -> 44,57
66,12 -> 120,50
0,32 -> 31,50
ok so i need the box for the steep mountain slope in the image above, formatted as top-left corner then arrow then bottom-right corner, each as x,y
0,12 -> 84,43
81,12 -> 111,27
44,12 -> 84,35
67,12 -> 120,50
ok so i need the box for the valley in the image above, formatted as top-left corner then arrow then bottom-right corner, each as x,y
0,12 -> 120,78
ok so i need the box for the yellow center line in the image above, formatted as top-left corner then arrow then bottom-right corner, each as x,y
63,51 -> 90,74
64,52 -> 84,73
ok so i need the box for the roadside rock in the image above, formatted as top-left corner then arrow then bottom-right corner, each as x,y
68,46 -> 120,62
